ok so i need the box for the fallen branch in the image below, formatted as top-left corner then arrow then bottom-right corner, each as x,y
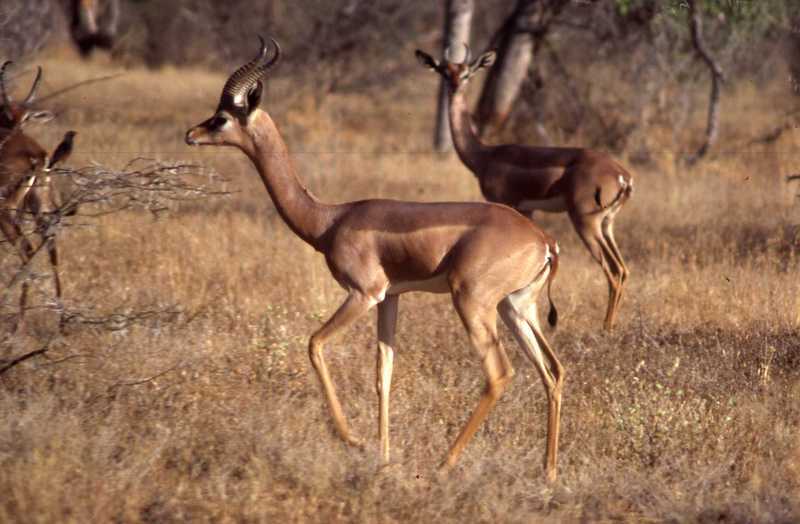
106,362 -> 183,391
61,304 -> 183,331
0,343 -> 50,376
746,108 -> 800,146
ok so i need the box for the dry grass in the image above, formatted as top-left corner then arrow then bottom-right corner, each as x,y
1,50 -> 800,523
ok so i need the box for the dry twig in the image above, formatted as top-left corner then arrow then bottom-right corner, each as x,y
2,159 -> 229,321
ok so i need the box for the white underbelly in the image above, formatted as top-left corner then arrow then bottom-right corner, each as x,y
387,273 -> 450,295
516,195 -> 567,213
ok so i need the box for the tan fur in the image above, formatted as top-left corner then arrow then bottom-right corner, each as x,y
186,50 -> 566,481
418,48 -> 634,330
1,97 -> 71,332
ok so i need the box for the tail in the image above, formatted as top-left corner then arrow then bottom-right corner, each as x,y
594,174 -> 633,211
546,241 -> 559,328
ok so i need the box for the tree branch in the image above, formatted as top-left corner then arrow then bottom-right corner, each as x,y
36,73 -> 124,105
686,0 -> 725,166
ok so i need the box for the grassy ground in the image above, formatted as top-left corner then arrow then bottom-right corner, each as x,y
1,48 -> 799,523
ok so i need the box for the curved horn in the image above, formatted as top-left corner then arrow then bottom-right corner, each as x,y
235,37 -> 281,91
23,66 -> 42,104
221,36 -> 269,107
1,61 -> 13,109
220,36 -> 282,109
262,38 -> 281,71
463,43 -> 472,65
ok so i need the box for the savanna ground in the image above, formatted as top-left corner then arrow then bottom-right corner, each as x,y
1,45 -> 800,523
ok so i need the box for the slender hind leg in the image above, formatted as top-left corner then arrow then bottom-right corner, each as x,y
571,213 -> 624,330
443,292 -> 514,469
309,291 -> 375,448
376,294 -> 398,463
601,214 -> 628,318
498,277 -> 564,482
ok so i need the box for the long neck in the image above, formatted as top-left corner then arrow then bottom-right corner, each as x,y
242,111 -> 339,251
448,90 -> 488,175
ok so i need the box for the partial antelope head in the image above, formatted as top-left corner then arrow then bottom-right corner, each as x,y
185,36 -> 281,151
0,61 -> 54,131
415,45 -> 496,94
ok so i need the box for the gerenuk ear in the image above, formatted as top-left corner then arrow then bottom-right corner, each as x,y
415,50 -> 439,71
470,51 -> 496,73
247,81 -> 263,115
24,110 -> 54,125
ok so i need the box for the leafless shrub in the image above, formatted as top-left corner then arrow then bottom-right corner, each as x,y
1,159 -> 230,332
48,158 -> 231,216
0,0 -> 55,61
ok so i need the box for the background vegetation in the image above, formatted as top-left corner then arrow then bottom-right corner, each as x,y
1,0 -> 800,522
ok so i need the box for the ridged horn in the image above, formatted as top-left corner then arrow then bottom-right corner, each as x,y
220,36 -> 281,109
1,61 -> 13,107
252,38 -> 281,77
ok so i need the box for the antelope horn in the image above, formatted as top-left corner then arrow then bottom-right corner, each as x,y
23,66 -> 42,104
221,36 -> 268,107
220,36 -> 282,108
1,61 -> 13,108
256,38 -> 281,75
463,43 -> 472,65
234,37 -> 281,92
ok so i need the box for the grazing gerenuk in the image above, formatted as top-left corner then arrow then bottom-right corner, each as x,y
185,37 -> 567,481
417,45 -> 634,331
0,62 -> 76,332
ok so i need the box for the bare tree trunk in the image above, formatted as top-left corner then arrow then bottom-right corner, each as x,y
686,0 -> 724,166
105,0 -> 120,37
434,0 -> 474,152
476,0 -> 566,138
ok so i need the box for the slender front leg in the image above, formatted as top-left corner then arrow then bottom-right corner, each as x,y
308,291 -> 374,448
376,294 -> 398,463
1,215 -> 34,333
45,237 -> 65,331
